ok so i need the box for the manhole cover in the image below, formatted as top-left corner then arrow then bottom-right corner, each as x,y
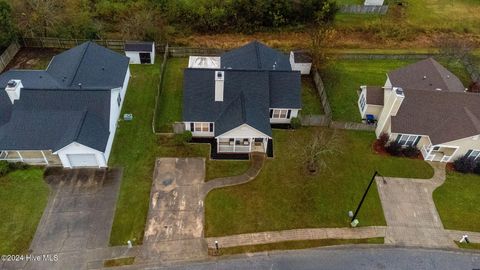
162,179 -> 173,186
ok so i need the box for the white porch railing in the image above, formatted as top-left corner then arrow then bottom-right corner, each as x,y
218,145 -> 250,153
421,145 -> 434,161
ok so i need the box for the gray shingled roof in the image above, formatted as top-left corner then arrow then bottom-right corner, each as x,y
388,58 -> 465,92
0,41 -> 127,152
221,41 -> 291,71
183,68 -> 301,136
124,42 -> 154,52
391,89 -> 480,145
46,41 -> 129,89
365,86 -> 384,105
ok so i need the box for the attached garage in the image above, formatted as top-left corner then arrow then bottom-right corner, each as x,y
67,154 -> 99,167
124,41 -> 155,64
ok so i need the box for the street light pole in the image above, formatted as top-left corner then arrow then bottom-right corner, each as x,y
351,171 -> 378,223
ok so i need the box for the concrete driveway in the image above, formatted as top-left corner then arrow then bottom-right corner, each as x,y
139,158 -> 208,263
376,162 -> 456,248
29,168 -> 122,254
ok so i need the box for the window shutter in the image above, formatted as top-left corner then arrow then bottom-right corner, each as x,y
395,134 -> 401,143
209,123 -> 213,132
270,109 -> 273,118
413,136 -> 421,146
287,110 -> 291,119
465,150 -> 473,158
190,123 -> 194,131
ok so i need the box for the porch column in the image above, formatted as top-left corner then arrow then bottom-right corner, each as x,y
233,138 -> 236,152
249,138 -> 253,152
17,151 -> 23,162
41,150 -> 49,165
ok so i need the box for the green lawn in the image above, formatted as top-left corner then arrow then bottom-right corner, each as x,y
323,58 -> 471,122
0,168 -> 49,254
301,77 -> 324,115
433,172 -> 480,233
109,63 -> 256,246
455,241 -> 480,250
323,59 -> 416,122
336,0 -> 480,35
213,237 -> 384,256
155,58 -> 187,132
205,127 -> 433,237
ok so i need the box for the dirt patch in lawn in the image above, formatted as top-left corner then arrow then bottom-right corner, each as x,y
4,48 -> 61,71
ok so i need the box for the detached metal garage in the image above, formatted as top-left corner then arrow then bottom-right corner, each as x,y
124,41 -> 155,64
67,154 -> 99,167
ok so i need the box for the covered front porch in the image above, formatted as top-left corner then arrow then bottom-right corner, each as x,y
421,145 -> 458,162
216,137 -> 269,153
0,150 -> 62,165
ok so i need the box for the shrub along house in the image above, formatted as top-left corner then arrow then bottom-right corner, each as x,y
183,41 -> 301,155
0,42 -> 130,168
358,58 -> 480,163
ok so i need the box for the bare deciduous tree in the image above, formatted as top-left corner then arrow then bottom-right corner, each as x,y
12,0 -> 64,37
298,129 -> 340,175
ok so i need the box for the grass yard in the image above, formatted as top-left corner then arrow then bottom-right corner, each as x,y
211,237 -> 384,256
155,57 -> 188,132
0,168 -> 49,254
433,172 -> 480,233
336,0 -> 480,36
205,127 -> 433,237
455,241 -> 480,250
323,58 -> 471,122
323,59 -> 416,122
109,62 -> 257,246
301,77 -> 324,115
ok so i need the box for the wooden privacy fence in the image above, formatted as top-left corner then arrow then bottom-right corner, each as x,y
0,41 -> 21,73
152,44 -> 170,134
340,5 -> 389,14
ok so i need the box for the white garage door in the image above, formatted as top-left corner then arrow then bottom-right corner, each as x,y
67,154 -> 98,167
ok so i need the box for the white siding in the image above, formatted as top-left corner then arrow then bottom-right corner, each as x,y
269,108 -> 299,124
125,50 -> 154,64
289,52 -> 312,75
105,66 -> 130,162
125,51 -> 141,64
217,124 -> 270,139
185,122 -> 215,137
56,142 -> 107,168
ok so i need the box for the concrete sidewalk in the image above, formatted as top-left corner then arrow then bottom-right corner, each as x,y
206,226 -> 387,249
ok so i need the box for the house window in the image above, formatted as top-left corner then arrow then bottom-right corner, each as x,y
117,93 -> 121,107
271,109 -> 291,119
359,93 -> 366,112
194,122 -> 211,132
468,150 -> 480,160
397,134 -> 419,146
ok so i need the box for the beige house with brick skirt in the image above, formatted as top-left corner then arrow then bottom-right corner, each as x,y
358,58 -> 480,163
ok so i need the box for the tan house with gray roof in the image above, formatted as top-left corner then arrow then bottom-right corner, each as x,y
358,58 -> 480,163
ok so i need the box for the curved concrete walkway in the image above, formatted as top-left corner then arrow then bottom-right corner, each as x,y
202,152 -> 266,196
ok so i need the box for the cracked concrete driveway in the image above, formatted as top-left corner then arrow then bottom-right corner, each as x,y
29,168 -> 122,254
138,158 -> 208,263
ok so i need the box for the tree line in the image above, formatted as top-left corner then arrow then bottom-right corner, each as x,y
0,0 -> 337,47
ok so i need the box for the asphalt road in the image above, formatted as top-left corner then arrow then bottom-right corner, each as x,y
145,246 -> 480,270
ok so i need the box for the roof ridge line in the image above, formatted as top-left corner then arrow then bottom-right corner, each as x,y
240,91 -> 246,122
254,41 -> 262,69
73,110 -> 88,140
68,42 -> 91,86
